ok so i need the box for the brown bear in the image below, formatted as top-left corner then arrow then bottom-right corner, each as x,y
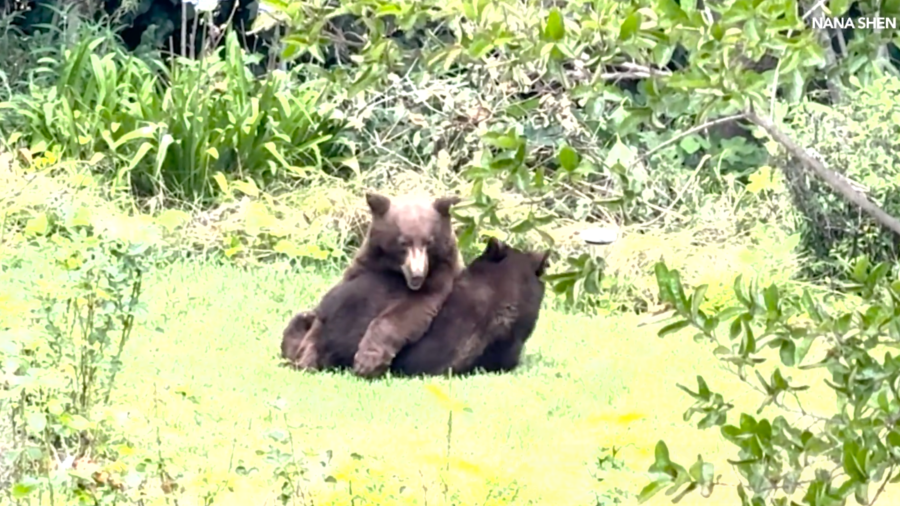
389,237 -> 550,377
282,191 -> 462,377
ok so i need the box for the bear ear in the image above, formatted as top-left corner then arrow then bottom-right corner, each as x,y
533,250 -> 551,276
365,192 -> 391,217
432,195 -> 462,217
483,237 -> 508,261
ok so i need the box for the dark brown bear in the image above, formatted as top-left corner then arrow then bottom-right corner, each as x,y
389,237 -> 550,377
283,191 -> 462,377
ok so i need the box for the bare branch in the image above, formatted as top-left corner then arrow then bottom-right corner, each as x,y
870,464 -> 895,506
629,113 -> 747,170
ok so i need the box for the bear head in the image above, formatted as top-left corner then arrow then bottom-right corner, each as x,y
476,237 -> 550,277
362,192 -> 462,290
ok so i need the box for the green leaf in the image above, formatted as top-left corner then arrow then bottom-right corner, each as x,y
545,8 -> 565,41
852,256 -> 870,283
779,339 -> 796,366
668,270 -> 688,313
835,313 -> 853,335
654,262 -> 673,301
11,481 -> 38,499
804,435 -> 831,455
558,145 -> 580,172
741,319 -> 756,354
69,206 -> 92,228
652,440 -> 672,469
505,97 -> 541,118
842,441 -> 867,481
697,376 -> 711,398
854,482 -> 869,504
509,219 -> 534,234
733,274 -> 749,306
763,284 -> 779,313
63,414 -> 91,431
637,478 -> 670,503
121,141 -> 153,180
729,315 -> 744,340
679,135 -> 702,154
771,369 -> 788,390
866,262 -> 890,290
482,132 -> 522,149
659,320 -> 690,338
24,212 -> 49,236
691,284 -> 708,320
619,12 -> 640,40
155,133 -> 174,178
111,125 -> 156,149
467,36 -> 495,59
212,172 -> 229,194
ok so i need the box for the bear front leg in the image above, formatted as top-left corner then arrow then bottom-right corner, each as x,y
353,265 -> 456,378
352,296 -> 444,378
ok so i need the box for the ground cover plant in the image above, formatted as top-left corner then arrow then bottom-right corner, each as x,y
2,0 -> 900,504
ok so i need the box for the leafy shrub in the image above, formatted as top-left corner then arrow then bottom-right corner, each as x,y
642,258 -> 900,505
781,75 -> 900,279
0,202 -> 160,502
0,22 -> 348,205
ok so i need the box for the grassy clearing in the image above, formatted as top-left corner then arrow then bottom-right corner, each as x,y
0,247 -> 788,504
6,159 -> 897,505
115,259 -> 900,505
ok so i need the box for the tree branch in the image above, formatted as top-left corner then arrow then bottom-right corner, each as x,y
745,109 -> 900,237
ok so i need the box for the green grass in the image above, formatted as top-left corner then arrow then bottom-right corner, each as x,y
106,259 -> 742,505
9,247 -> 895,505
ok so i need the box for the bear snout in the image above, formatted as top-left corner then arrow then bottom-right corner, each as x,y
402,246 -> 429,290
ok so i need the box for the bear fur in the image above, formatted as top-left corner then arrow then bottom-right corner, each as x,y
389,237 -> 550,377
293,270 -> 409,370
280,310 -> 315,365
282,191 -> 462,377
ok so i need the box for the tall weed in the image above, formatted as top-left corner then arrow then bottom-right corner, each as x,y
1,29 -> 162,180
0,205 -> 159,503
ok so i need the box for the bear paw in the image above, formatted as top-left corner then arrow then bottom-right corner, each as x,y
352,347 -> 392,378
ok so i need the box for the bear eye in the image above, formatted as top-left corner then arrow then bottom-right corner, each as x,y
398,237 -> 411,247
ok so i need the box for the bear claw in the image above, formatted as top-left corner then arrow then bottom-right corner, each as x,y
352,348 -> 392,378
